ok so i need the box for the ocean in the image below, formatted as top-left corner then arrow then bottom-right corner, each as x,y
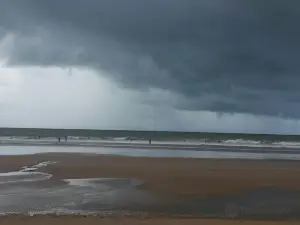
1,127 -> 300,146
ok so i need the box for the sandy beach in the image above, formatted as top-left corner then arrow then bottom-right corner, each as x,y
1,216 -> 300,225
2,153 -> 300,196
1,152 -> 300,224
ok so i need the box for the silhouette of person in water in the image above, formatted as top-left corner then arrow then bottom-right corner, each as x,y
57,136 -> 61,143
64,136 -> 68,142
149,139 -> 152,144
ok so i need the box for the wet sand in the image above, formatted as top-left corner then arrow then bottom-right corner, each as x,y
2,153 -> 300,196
2,153 -> 300,223
1,216 -> 300,225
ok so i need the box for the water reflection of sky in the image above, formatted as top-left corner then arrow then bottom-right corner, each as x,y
1,146 -> 300,160
0,177 -> 153,214
0,160 -> 154,214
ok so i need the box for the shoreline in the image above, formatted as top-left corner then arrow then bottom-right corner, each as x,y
2,139 -> 300,154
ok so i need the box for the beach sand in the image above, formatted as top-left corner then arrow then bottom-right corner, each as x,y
2,153 -> 300,196
1,216 -> 300,225
1,153 -> 300,224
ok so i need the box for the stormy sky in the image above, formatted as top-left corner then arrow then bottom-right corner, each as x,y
1,0 -> 300,133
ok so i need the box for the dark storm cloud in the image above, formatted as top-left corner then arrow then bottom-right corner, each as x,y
1,0 -> 300,118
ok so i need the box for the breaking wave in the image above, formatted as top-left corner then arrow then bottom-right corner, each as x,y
108,137 -> 300,148
2,136 -> 300,148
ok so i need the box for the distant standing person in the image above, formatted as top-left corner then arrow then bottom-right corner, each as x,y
57,136 -> 61,143
149,139 -> 152,144
64,136 -> 68,142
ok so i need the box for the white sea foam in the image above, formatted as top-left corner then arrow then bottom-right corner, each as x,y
207,140 -> 300,148
64,178 -> 102,188
102,139 -> 300,149
0,161 -> 56,184
2,135 -> 300,149
32,161 -> 56,168
22,209 -> 148,217
21,161 -> 57,172
0,171 -> 52,184
64,178 -> 143,190
68,136 -> 91,140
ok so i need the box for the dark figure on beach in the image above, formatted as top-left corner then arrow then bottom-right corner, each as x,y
64,136 -> 68,142
57,136 -> 61,143
149,139 -> 152,144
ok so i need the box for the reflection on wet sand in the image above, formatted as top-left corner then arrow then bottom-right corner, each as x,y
0,162 -> 158,214
3,172 -> 300,220
1,150 -> 300,220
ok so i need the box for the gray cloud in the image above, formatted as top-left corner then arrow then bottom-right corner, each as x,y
1,0 -> 300,118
